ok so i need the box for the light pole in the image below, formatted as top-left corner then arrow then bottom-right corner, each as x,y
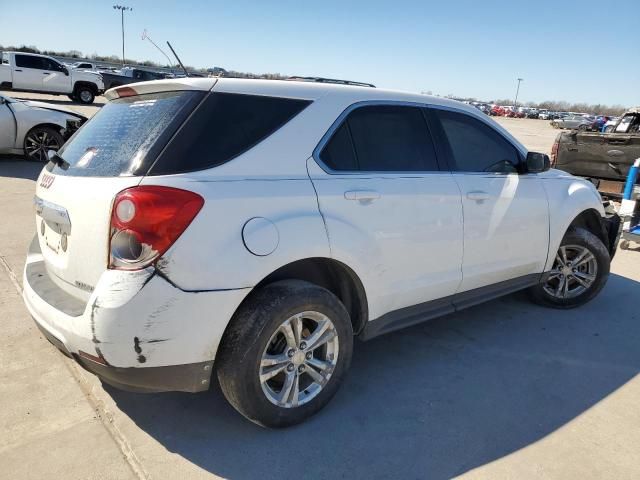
514,77 -> 524,110
113,5 -> 132,66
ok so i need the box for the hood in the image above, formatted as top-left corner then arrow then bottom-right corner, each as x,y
15,99 -> 87,120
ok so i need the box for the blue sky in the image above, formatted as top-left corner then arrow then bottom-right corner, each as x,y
3,0 -> 638,106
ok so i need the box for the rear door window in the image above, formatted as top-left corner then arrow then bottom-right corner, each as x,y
49,90 -> 203,177
319,104 -> 440,172
149,92 -> 311,175
15,55 -> 46,70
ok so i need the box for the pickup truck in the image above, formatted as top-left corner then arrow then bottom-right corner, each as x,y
0,52 -> 104,104
100,67 -> 168,90
553,107 -> 640,197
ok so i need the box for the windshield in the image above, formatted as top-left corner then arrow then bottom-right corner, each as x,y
48,90 -> 203,177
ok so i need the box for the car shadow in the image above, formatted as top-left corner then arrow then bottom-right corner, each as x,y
105,272 -> 640,479
0,157 -> 43,181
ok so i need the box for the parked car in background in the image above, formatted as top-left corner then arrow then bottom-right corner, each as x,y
552,107 -> 640,196
100,67 -> 168,90
0,93 -> 86,161
0,52 -> 104,104
23,77 -> 620,428
490,105 -> 505,116
527,108 -> 540,119
551,114 -> 592,130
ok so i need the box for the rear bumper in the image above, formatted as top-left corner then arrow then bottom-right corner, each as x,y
23,237 -> 250,393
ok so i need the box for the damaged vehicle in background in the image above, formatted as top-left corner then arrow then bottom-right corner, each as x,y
551,114 -> 593,130
552,107 -> 640,197
0,92 -> 86,161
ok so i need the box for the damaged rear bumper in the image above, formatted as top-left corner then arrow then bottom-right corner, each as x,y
23,238 -> 250,393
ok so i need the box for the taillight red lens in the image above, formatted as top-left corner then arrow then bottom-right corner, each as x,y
109,186 -> 204,270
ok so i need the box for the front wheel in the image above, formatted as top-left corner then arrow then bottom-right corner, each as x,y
23,126 -> 64,162
529,228 -> 610,308
75,86 -> 95,104
216,280 -> 353,428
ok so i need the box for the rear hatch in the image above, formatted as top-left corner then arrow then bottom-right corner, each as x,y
34,87 -> 208,301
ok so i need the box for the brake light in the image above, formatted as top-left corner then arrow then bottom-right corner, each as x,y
550,136 -> 560,167
109,186 -> 204,270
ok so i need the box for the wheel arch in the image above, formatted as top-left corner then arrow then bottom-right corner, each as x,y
231,257 -> 369,337
73,80 -> 98,94
22,123 -> 65,156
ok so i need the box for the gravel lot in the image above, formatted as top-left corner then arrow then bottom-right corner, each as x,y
1,92 -> 639,480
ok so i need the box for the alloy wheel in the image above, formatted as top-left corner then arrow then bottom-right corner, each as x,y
260,311 -> 339,408
543,245 -> 598,299
24,130 -> 61,162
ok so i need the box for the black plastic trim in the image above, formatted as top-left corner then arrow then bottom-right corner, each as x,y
360,273 -> 543,340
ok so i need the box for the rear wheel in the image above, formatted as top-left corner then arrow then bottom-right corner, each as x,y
216,280 -> 353,428
23,126 -> 64,162
529,228 -> 610,308
578,124 -> 588,131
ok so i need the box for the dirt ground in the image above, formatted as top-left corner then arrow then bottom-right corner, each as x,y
1,92 -> 639,480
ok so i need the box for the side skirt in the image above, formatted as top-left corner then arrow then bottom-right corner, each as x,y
359,273 -> 544,341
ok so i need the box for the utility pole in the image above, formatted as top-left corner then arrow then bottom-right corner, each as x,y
514,77 -> 524,110
113,5 -> 133,66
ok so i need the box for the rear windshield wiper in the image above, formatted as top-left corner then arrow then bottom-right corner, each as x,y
49,152 -> 70,170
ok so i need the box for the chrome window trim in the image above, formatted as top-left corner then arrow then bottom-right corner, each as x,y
311,100 -> 528,176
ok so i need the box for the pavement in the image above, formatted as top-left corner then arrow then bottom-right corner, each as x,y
1,96 -> 640,479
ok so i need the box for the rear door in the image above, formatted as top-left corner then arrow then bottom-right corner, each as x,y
35,89 -> 204,301
308,104 -> 463,319
559,131 -> 640,182
13,54 -> 46,90
428,107 -> 549,292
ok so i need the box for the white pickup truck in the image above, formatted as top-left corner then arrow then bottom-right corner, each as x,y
0,52 -> 104,104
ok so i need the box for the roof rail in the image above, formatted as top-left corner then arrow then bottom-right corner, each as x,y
286,76 -> 376,88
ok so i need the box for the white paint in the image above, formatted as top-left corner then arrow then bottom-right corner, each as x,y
242,217 -> 279,256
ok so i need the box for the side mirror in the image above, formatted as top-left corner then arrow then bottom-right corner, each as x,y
526,151 -> 551,173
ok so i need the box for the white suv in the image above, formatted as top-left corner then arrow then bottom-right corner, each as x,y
23,78 -> 621,428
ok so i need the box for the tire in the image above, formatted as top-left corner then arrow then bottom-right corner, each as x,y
551,122 -> 558,129
23,126 -> 64,163
529,227 -> 610,309
75,86 -> 95,104
578,124 -> 588,131
216,280 -> 353,428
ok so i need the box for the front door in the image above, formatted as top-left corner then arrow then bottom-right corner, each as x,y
428,107 -> 549,292
41,58 -> 70,93
308,104 -> 464,320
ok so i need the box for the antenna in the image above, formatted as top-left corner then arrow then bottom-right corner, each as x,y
166,41 -> 189,77
142,29 -> 174,70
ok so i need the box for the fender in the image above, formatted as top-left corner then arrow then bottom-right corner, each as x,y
541,172 -> 605,271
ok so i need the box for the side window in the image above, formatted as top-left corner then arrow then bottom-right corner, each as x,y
150,92 -> 312,175
320,105 -> 439,172
434,109 -> 520,173
15,55 -> 46,70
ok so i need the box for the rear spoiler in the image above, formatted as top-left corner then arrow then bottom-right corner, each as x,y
104,78 -> 217,100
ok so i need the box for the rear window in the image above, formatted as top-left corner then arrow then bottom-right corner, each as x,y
49,91 -> 202,177
148,92 -> 312,175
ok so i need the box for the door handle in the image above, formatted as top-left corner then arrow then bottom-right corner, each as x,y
466,191 -> 490,201
14,69 -> 22,72
344,190 -> 380,201
42,72 -> 51,75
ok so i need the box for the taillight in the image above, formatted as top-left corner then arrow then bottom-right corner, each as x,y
109,186 -> 204,270
550,136 -> 560,167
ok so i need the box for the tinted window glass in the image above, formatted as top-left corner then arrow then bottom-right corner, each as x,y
49,91 -> 202,177
348,105 -> 438,171
15,55 -> 46,69
150,92 -> 311,175
320,122 -> 357,171
435,109 -> 520,173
